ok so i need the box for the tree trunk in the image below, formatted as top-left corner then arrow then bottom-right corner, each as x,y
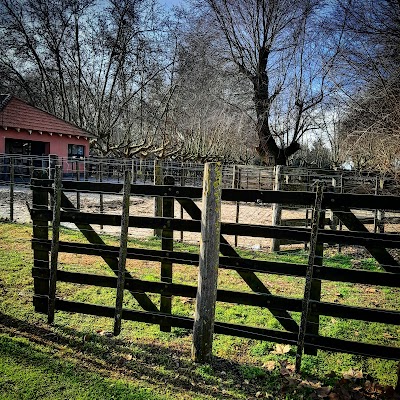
256,118 -> 300,166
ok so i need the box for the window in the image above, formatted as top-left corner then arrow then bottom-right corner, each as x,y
68,144 -> 85,159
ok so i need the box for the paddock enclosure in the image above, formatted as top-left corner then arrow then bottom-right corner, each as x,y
24,160 -> 400,386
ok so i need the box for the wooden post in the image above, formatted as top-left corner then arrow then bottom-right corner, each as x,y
377,177 -> 385,233
330,175 -> 339,231
9,157 -> 14,221
271,165 -> 283,252
160,175 -> 174,332
232,165 -> 240,247
192,162 -> 222,363
32,170 -> 50,313
338,174 -> 344,253
114,170 -> 132,336
131,159 -> 136,183
48,165 -> 62,324
154,160 -> 163,237
374,176 -> 379,234
75,161 -> 80,210
304,195 -> 325,356
99,161 -> 104,230
295,183 -> 324,372
180,167 -> 185,242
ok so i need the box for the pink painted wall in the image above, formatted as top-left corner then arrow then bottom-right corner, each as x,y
0,128 -> 89,157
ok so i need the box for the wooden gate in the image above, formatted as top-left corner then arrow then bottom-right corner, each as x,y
30,164 -> 400,383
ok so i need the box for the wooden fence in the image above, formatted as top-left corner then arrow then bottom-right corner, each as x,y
29,163 -> 400,386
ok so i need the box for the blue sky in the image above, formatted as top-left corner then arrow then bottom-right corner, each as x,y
162,0 -> 184,8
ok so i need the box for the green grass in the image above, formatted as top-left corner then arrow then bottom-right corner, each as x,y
0,222 -> 399,399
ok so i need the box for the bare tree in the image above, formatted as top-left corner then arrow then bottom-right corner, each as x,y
330,0 -> 400,174
0,0 -> 175,155
200,0 -> 334,165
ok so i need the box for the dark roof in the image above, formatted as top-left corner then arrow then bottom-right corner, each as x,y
0,94 -> 94,138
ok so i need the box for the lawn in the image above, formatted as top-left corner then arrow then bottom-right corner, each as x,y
0,221 -> 399,399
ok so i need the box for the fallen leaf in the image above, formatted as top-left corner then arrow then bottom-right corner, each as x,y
383,332 -> 395,339
243,379 -> 250,385
263,361 -> 276,371
342,369 -> 363,380
271,344 -> 291,355
256,391 -> 263,398
316,386 -> 331,398
280,364 -> 295,376
299,380 -> 322,389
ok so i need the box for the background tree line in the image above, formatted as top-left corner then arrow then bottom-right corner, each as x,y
1,0 -> 399,172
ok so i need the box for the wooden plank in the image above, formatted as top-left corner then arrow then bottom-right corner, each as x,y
32,178 -> 400,211
114,170 -> 131,336
324,192 -> 400,211
33,296 -> 400,360
315,266 -> 400,287
311,301 -> 400,325
192,163 -> 222,363
177,197 -> 299,333
59,192 -> 159,312
221,189 -> 315,206
161,175 -> 175,332
33,267 -> 303,311
333,208 -> 399,273
48,165 -> 62,324
31,170 -> 50,313
32,239 -> 400,287
29,208 -> 400,250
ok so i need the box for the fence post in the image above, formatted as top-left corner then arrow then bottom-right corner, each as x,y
271,165 -> 283,252
9,157 -> 14,221
160,175 -> 175,332
232,165 -> 240,247
377,177 -> 385,233
99,160 -> 104,230
114,169 -> 132,336
295,183 -> 324,372
154,159 -> 163,237
330,175 -> 338,231
48,165 -> 62,324
75,160 -> 80,210
338,174 -> 344,252
32,169 -> 50,313
192,162 -> 222,363
180,166 -> 186,242
131,159 -> 136,183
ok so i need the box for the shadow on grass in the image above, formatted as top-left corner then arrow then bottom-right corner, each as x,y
0,312 -> 280,400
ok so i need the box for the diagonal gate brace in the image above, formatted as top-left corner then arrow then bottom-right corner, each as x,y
333,208 -> 399,273
177,197 -> 299,333
59,192 -> 159,312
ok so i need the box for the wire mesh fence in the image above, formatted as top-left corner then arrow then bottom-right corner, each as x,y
3,153 -> 400,249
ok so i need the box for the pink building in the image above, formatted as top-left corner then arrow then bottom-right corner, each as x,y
0,94 -> 93,160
